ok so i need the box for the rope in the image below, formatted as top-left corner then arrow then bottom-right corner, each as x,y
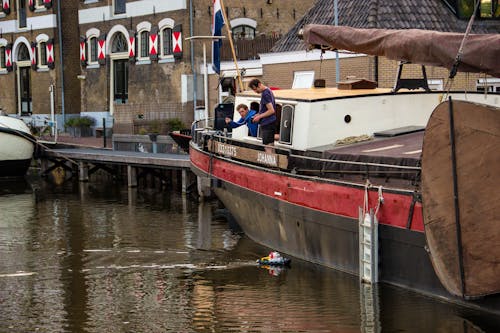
443,0 -> 481,102
363,180 -> 384,219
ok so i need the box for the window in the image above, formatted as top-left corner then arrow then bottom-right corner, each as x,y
114,0 -> 126,15
161,28 -> 173,57
477,78 -> 500,92
37,42 -> 47,67
18,0 -> 27,28
444,0 -> 500,19
35,0 -> 45,9
88,36 -> 98,64
18,44 -> 30,61
111,32 -> 128,53
139,30 -> 149,58
232,25 -> 255,40
0,47 -> 6,69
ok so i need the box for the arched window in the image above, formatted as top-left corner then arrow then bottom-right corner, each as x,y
18,44 -> 30,61
232,25 -> 255,40
111,32 -> 128,53
37,41 -> 47,67
88,36 -> 98,64
139,30 -> 149,58
0,46 -> 6,70
161,27 -> 173,57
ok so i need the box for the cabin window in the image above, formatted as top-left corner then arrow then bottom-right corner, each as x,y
279,104 -> 295,145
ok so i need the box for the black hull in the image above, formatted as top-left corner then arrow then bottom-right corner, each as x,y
0,159 -> 32,178
204,169 -> 500,315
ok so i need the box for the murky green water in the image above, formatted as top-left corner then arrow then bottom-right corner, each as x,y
0,178 -> 498,332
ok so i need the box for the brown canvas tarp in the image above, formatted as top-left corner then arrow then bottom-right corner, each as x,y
303,25 -> 500,78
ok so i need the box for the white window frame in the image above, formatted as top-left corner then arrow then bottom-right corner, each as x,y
112,0 -> 127,16
477,78 -> 500,93
36,34 -> 49,71
0,38 -> 7,74
158,18 -> 174,61
86,28 -> 100,68
292,71 -> 315,89
136,21 -> 151,64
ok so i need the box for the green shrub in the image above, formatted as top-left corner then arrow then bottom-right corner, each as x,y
166,118 -> 185,131
65,116 -> 95,128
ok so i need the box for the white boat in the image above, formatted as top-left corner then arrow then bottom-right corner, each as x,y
0,115 -> 35,178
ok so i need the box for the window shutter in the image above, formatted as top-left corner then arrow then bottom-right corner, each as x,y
5,43 -> 13,72
80,36 -> 87,67
2,0 -> 10,15
29,0 -> 35,11
149,26 -> 158,61
128,30 -> 136,63
31,42 -> 37,70
173,24 -> 183,59
46,38 -> 55,69
98,33 -> 106,65
43,0 -> 52,9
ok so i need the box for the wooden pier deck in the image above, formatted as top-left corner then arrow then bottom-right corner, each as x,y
39,147 -> 192,192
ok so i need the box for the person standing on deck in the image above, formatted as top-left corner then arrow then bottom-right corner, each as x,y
249,79 -> 276,151
225,103 -> 258,137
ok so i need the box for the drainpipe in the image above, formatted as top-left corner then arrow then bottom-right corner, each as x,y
189,0 -> 197,119
56,0 -> 65,123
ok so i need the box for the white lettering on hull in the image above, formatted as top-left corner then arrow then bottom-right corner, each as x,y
217,143 -> 237,157
257,152 -> 277,167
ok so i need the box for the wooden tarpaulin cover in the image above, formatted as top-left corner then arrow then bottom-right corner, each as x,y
303,25 -> 500,78
422,100 -> 500,298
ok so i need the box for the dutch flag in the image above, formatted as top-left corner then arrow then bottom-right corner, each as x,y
212,0 -> 225,74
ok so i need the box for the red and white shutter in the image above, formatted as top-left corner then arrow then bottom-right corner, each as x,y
173,25 -> 182,59
98,34 -> 106,65
5,44 -> 13,72
43,0 -> 52,9
149,27 -> 158,61
29,0 -> 35,11
46,39 -> 55,69
2,0 -> 10,15
128,30 -> 136,62
80,36 -> 87,67
31,42 -> 37,70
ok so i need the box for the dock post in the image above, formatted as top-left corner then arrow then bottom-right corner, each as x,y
127,165 -> 137,187
197,176 -> 211,199
181,169 -> 187,194
40,158 -> 49,176
78,162 -> 89,182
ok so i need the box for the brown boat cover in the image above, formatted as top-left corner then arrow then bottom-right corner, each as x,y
422,100 -> 500,298
303,25 -> 500,78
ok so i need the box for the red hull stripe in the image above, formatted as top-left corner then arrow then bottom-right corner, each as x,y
191,147 -> 424,232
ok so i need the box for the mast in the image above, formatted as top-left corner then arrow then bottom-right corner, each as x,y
219,0 -> 244,92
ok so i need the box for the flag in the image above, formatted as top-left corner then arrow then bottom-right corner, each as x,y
212,0 -> 225,74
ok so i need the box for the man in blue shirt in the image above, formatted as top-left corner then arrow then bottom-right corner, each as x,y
248,79 -> 276,148
225,103 -> 258,137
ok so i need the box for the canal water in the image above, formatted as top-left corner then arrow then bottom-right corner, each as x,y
1,178 -> 499,333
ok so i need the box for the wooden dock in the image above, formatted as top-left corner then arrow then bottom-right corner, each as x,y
38,147 -> 193,192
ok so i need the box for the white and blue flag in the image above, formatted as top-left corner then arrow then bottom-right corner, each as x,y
212,0 -> 225,74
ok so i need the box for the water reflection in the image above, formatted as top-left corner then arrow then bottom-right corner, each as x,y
0,179 -> 499,332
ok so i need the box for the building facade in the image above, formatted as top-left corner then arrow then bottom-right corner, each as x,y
0,0 -> 80,128
78,0 -> 316,134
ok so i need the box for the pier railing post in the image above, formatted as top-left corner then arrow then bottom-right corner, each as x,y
127,165 -> 137,187
79,162 -> 89,182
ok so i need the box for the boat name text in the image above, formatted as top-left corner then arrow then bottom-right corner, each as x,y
257,152 -> 277,167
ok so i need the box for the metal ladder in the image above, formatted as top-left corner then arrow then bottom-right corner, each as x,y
359,208 -> 379,284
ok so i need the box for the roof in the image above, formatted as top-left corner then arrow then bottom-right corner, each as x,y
272,0 -> 500,52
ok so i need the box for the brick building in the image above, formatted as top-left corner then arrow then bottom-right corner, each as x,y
77,0 -> 316,134
0,0 -> 80,127
265,0 -> 500,92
